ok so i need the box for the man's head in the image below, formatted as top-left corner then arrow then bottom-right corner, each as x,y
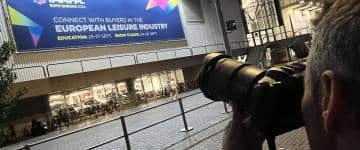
302,0 -> 360,149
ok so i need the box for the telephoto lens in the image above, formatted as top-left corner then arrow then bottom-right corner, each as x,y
198,53 -> 266,108
198,53 -> 306,138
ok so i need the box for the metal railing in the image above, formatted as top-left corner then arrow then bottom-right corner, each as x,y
226,26 -> 312,51
244,26 -> 312,47
16,91 -> 232,150
42,44 -> 223,78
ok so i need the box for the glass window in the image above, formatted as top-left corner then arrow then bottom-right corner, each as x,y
151,74 -> 162,94
116,82 -> 130,104
160,72 -> 169,90
116,82 -> 128,94
142,75 -> 154,93
49,94 -> 66,116
92,85 -> 108,104
168,71 -> 177,83
104,83 -> 117,98
65,89 -> 93,112
134,78 -> 144,94
175,69 -> 185,83
243,0 -> 279,32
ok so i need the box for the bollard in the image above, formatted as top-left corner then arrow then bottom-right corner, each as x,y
178,98 -> 194,132
120,116 -> 131,150
221,102 -> 232,114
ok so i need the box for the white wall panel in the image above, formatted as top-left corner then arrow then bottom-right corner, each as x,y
47,62 -> 83,77
137,52 -> 158,64
175,48 -> 192,58
217,44 -> 226,52
200,0 -> 223,46
157,50 -> 176,60
192,47 -> 206,55
110,55 -> 136,68
207,45 -> 220,52
14,67 -> 46,82
183,24 -> 206,47
82,58 -> 111,72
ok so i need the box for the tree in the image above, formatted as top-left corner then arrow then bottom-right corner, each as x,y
0,42 -> 26,146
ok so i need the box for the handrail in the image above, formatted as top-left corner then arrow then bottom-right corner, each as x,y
191,45 -> 206,49
43,43 -> 223,77
173,47 -> 193,56
136,51 -> 159,63
124,92 -> 202,118
244,26 -> 312,47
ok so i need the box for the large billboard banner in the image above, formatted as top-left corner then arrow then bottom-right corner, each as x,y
7,0 -> 185,52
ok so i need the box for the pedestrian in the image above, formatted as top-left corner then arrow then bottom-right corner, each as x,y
170,79 -> 178,100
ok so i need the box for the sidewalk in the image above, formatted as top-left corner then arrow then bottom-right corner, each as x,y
1,89 -> 232,150
1,89 -> 310,150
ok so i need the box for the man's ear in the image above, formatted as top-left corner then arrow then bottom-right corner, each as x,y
321,70 -> 347,134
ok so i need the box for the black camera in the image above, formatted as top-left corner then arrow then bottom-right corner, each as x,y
198,53 -> 306,138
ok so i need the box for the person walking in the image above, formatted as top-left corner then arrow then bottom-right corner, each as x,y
170,79 -> 178,100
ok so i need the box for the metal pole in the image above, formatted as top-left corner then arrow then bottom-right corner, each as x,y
283,26 -> 288,39
286,46 -> 292,62
178,98 -> 193,132
259,31 -> 263,45
221,102 -> 232,114
274,0 -> 284,26
265,29 -> 270,42
289,14 -> 295,37
252,32 -> 257,46
214,0 -> 232,56
120,116 -> 131,150
272,28 -> 277,41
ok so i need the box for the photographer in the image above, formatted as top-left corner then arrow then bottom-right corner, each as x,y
223,0 -> 360,150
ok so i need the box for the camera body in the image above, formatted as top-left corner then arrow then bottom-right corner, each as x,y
198,53 -> 306,137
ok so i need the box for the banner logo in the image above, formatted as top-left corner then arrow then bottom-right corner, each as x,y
8,6 -> 43,47
34,0 -> 86,8
146,0 -> 179,13
49,0 -> 85,5
34,0 -> 47,5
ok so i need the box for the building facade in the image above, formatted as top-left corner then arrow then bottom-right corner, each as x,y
0,0 -> 318,140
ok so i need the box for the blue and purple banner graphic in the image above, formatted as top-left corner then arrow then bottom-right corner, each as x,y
7,0 -> 185,52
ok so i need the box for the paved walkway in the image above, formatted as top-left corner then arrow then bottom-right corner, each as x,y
1,89 -> 310,150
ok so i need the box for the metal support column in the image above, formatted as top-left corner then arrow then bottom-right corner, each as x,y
214,0 -> 232,56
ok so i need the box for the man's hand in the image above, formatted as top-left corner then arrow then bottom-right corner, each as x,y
223,101 -> 265,150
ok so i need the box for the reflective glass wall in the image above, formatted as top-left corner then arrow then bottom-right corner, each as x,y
48,69 -> 186,121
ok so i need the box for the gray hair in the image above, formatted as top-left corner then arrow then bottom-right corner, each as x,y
307,0 -> 360,109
